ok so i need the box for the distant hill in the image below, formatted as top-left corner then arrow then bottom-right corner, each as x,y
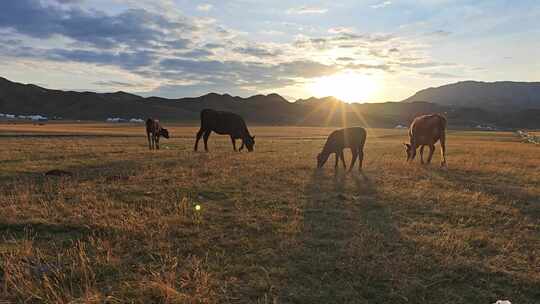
1,76 -> 539,128
403,81 -> 540,109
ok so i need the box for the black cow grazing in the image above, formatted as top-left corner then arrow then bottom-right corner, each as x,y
194,109 -> 255,152
317,127 -> 367,172
146,118 -> 169,150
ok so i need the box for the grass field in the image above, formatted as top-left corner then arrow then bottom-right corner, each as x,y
0,123 -> 539,303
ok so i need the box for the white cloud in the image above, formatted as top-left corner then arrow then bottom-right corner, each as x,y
287,6 -> 328,15
0,0 -> 469,100
370,1 -> 392,9
197,4 -> 213,11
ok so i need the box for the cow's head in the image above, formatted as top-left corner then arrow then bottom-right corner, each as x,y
160,128 -> 170,139
403,143 -> 415,161
244,135 -> 255,152
316,152 -> 330,168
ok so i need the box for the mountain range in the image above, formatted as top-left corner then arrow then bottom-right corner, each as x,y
1,77 -> 539,129
403,80 -> 540,109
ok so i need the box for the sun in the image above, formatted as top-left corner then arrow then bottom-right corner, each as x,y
308,72 -> 379,103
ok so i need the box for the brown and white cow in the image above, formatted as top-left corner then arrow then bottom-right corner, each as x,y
404,114 -> 447,167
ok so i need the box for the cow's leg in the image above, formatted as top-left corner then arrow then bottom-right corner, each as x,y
420,145 -> 425,164
155,135 -> 160,150
147,132 -> 152,150
239,141 -> 244,151
194,128 -> 204,151
334,152 -> 339,169
358,148 -> 364,172
348,148 -> 358,172
230,136 -> 237,151
427,145 -> 435,164
440,133 -> 447,168
340,150 -> 347,170
203,131 -> 211,152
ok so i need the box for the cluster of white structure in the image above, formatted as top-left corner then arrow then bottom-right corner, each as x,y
106,117 -> 144,123
475,124 -> 497,130
0,113 -> 49,121
516,130 -> 540,144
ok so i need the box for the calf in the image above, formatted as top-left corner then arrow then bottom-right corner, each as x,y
317,127 -> 367,172
404,114 -> 447,167
146,118 -> 169,150
194,109 -> 255,152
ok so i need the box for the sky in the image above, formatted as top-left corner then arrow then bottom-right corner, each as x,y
0,0 -> 539,102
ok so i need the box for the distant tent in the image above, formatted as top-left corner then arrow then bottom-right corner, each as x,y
30,115 -> 48,121
106,117 -> 128,123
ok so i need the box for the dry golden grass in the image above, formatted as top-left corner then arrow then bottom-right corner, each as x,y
0,123 -> 539,303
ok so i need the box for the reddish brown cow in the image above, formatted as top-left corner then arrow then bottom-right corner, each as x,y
404,114 -> 447,167
146,118 -> 169,150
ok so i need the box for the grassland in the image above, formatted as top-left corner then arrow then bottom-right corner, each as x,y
0,123 -> 539,303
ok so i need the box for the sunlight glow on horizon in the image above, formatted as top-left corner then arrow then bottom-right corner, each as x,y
307,72 -> 380,103
0,1 -> 537,101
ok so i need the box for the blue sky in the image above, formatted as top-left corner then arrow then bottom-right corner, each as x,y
0,0 -> 538,102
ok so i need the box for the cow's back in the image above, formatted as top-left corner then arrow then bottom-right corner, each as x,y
343,127 -> 367,147
201,109 -> 246,136
324,127 -> 366,152
409,114 -> 446,145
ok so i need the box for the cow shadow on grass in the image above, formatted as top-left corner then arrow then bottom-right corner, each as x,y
280,169 -> 540,303
281,169 -> 404,303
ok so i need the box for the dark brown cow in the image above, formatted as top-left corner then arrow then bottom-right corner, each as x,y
317,127 -> 367,172
194,109 -> 255,152
146,118 -> 169,150
404,114 -> 447,167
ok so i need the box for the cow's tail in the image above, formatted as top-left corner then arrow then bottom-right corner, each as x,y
360,128 -> 367,150
145,118 -> 153,130
438,114 -> 448,131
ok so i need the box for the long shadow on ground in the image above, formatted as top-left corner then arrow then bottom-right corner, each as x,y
280,170 -> 407,302
280,169 -> 540,303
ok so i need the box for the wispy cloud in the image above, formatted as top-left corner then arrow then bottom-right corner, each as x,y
420,72 -> 461,79
370,1 -> 392,9
93,80 -> 142,87
197,4 -> 213,11
287,6 -> 328,15
428,30 -> 452,37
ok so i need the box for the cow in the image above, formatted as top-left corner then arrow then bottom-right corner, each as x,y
317,127 -> 367,172
194,109 -> 255,152
404,114 -> 447,167
146,118 -> 169,150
